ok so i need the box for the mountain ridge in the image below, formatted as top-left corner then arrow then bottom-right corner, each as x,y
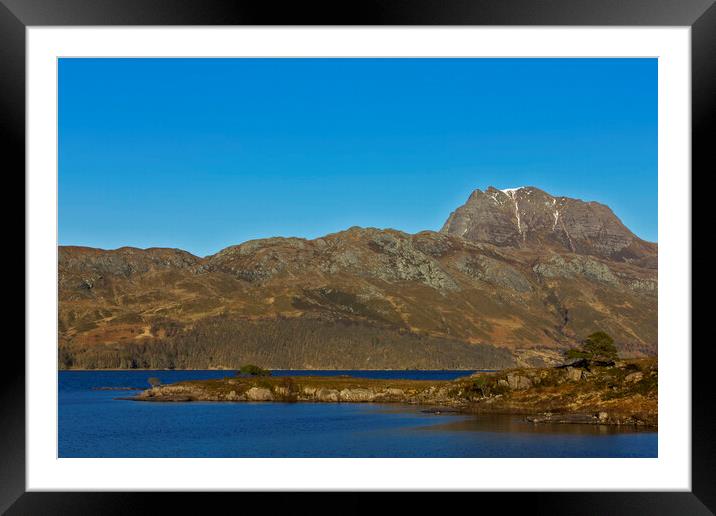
58,186 -> 657,370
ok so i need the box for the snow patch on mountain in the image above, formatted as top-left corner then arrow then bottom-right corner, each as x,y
500,187 -> 525,195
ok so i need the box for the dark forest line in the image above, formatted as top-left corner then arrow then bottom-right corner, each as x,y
59,316 -> 517,370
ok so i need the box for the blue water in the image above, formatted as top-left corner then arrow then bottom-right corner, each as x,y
59,370 -> 657,458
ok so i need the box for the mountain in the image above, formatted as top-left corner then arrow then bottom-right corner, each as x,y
58,187 -> 657,370
441,186 -> 657,266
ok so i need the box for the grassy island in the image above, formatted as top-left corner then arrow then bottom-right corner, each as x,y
131,358 -> 657,427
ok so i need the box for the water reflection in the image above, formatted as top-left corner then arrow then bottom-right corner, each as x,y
422,413 -> 655,436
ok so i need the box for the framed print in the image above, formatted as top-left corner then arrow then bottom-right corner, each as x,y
4,0 -> 712,513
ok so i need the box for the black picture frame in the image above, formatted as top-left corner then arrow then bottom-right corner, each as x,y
3,0 -> 711,513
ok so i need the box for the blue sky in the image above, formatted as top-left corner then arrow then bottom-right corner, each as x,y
59,58 -> 657,257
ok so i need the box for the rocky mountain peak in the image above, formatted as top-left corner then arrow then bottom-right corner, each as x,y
441,186 -> 656,264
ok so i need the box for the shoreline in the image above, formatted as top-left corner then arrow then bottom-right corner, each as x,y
125,359 -> 658,428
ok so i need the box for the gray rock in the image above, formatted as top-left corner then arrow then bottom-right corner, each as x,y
507,374 -> 532,390
625,372 -> 644,383
339,388 -> 375,402
458,255 -> 532,292
245,387 -> 273,401
316,388 -> 340,402
274,386 -> 291,396
627,278 -> 657,294
225,390 -> 244,401
533,255 -> 620,286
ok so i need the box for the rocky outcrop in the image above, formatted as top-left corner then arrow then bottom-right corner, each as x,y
245,387 -> 273,401
457,255 -> 532,292
533,255 -> 620,286
625,372 -> 644,383
339,388 -> 375,402
59,246 -> 200,295
59,246 -> 198,283
316,388 -> 340,402
506,374 -> 533,390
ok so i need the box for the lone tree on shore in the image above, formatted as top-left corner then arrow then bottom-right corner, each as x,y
565,331 -> 618,367
148,377 -> 162,387
237,364 -> 271,377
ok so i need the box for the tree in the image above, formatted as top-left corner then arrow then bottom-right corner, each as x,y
148,377 -> 162,387
238,364 -> 271,377
565,331 -> 618,366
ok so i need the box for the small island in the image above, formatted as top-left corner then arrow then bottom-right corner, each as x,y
130,357 -> 657,427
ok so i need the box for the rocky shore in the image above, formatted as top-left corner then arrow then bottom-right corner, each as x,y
130,359 -> 657,427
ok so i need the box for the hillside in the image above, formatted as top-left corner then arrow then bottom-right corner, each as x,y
58,186 -> 657,370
